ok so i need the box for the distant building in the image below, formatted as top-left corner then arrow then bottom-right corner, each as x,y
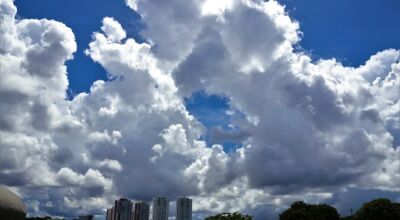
134,202 -> 150,220
79,215 -> 94,220
152,197 -> 169,220
114,198 -> 133,220
0,185 -> 27,220
176,197 -> 192,220
107,207 -> 115,220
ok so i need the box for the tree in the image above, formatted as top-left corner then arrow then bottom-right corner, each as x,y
279,201 -> 340,220
205,212 -> 253,220
353,198 -> 400,220
339,217 -> 354,220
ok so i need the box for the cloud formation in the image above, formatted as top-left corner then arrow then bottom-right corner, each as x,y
0,0 -> 399,219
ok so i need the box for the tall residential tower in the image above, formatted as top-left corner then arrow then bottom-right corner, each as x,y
134,202 -> 150,220
152,197 -> 169,220
106,207 -> 115,220
113,198 -> 133,220
176,197 -> 192,220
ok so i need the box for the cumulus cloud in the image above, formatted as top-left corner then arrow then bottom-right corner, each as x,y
126,0 -> 400,216
101,17 -> 127,43
1,0 -> 399,219
0,0 -> 79,190
0,0 -> 109,215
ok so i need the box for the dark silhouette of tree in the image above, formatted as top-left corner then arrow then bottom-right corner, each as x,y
339,216 -> 353,220
279,201 -> 340,220
353,198 -> 400,220
205,212 -> 253,220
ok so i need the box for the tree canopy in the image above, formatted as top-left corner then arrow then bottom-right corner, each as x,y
279,201 -> 340,220
205,212 -> 253,220
352,198 -> 400,220
208,198 -> 400,220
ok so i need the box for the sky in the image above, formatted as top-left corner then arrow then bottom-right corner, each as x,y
0,0 -> 399,219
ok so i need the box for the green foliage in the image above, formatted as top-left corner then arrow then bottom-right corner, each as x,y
279,198 -> 400,220
353,198 -> 400,220
279,201 -> 340,220
205,212 -> 253,220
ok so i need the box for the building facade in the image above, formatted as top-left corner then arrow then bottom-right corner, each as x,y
0,185 -> 27,220
152,197 -> 169,220
176,197 -> 192,220
79,215 -> 94,220
106,207 -> 115,220
113,198 -> 133,220
134,202 -> 150,220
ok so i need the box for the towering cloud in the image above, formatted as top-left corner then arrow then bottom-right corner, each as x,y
0,0 -> 399,219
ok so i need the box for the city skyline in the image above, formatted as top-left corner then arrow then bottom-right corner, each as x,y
106,197 -> 192,220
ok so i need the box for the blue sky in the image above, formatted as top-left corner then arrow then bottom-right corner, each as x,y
280,0 -> 400,66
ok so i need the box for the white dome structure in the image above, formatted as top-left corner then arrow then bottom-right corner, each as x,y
0,185 -> 27,220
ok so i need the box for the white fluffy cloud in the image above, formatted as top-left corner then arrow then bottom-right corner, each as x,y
0,0 -> 110,215
1,0 -> 399,219
0,0 -> 79,189
101,17 -> 127,43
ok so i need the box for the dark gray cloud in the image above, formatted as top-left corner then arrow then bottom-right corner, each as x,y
209,126 -> 250,146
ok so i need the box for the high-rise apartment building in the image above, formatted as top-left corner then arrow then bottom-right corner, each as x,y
79,215 -> 94,220
152,197 -> 169,220
106,207 -> 115,220
113,198 -> 133,220
134,202 -> 150,220
176,197 -> 192,220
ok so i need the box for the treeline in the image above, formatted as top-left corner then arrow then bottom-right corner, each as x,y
280,198 -> 400,220
205,198 -> 400,220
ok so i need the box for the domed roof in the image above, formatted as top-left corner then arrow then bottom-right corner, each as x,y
0,185 -> 27,213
